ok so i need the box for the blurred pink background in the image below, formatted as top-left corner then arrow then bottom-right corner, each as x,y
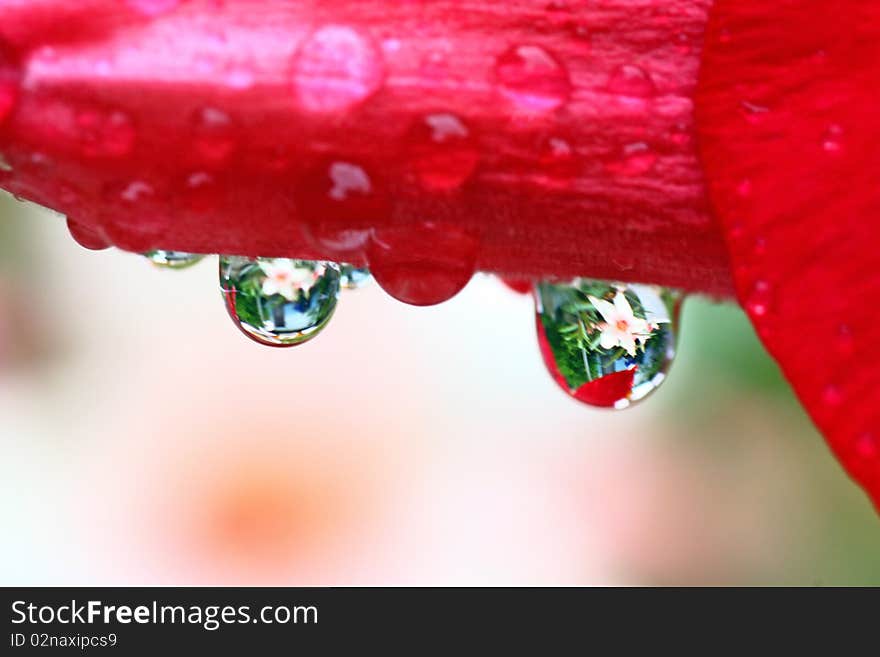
1,193 -> 878,586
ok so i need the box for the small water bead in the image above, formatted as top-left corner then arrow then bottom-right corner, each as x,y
339,264 -> 372,290
179,171 -> 221,214
745,279 -> 772,318
293,25 -> 385,114
100,180 -> 170,252
191,107 -> 237,166
403,113 -> 479,192
493,45 -> 571,113
76,108 -> 135,158
538,136 -> 579,181
0,41 -> 19,126
144,250 -> 204,269
607,65 -> 656,106
296,159 -> 389,259
220,257 -> 341,348
822,123 -> 844,154
126,0 -> 183,16
368,222 -> 479,306
605,142 -> 657,177
854,433 -> 879,461
535,280 -> 681,409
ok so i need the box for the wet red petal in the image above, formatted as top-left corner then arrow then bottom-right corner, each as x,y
697,1 -> 880,508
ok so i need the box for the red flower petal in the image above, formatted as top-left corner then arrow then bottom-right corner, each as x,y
0,0 -> 731,296
697,1 -> 880,508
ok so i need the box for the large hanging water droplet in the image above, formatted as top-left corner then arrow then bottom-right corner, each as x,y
220,257 -> 341,347
144,250 -> 204,269
339,264 -> 372,290
368,222 -> 478,306
67,218 -> 110,251
535,280 -> 681,409
493,45 -> 571,113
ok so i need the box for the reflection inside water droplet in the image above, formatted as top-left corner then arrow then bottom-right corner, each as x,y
144,250 -> 205,269
220,257 -> 341,347
339,264 -> 372,290
535,280 -> 681,409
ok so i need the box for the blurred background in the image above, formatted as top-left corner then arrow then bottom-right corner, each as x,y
1,192 -> 878,586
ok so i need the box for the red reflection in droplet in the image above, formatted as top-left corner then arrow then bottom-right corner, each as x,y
368,223 -> 478,306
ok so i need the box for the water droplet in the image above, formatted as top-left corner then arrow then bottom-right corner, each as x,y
607,65 -> 656,107
854,433 -> 879,461
605,142 -> 657,177
0,41 -> 19,127
821,384 -> 843,406
538,136 -> 578,181
100,180 -> 169,252
339,264 -> 372,290
493,45 -> 571,113
179,171 -> 221,214
500,277 -> 533,295
76,108 -> 136,158
835,323 -> 855,356
296,159 -> 389,259
126,0 -> 182,16
822,123 -> 844,154
67,218 -> 110,251
403,113 -> 479,192
144,250 -> 204,269
368,223 -> 479,306
220,257 -> 341,348
535,280 -> 680,409
191,107 -> 237,166
293,25 -> 385,113
745,279 -> 772,318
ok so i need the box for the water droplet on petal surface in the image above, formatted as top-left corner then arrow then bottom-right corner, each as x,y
369,222 -> 479,306
220,257 -> 341,347
296,159 -> 389,259
607,65 -> 656,107
126,0 -> 182,16
100,180 -> 170,252
403,113 -> 479,192
144,250 -> 204,269
493,45 -> 571,113
293,25 -> 384,113
0,41 -> 19,127
339,264 -> 372,290
191,107 -> 237,166
535,280 -> 680,409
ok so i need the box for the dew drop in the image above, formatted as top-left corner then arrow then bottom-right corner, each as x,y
493,45 -> 571,113
191,107 -> 237,166
535,280 -> 680,409
607,65 -> 656,106
538,136 -> 578,181
403,113 -> 479,192
295,159 -> 389,259
220,257 -> 341,348
854,433 -> 879,461
368,222 -> 479,306
745,279 -> 772,318
293,25 -> 385,113
0,41 -> 19,127
125,0 -> 182,16
179,171 -> 221,214
67,218 -> 110,251
100,180 -> 169,252
822,123 -> 844,154
76,108 -> 135,158
144,250 -> 204,269
821,384 -> 843,406
605,142 -> 657,177
339,264 -> 372,290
